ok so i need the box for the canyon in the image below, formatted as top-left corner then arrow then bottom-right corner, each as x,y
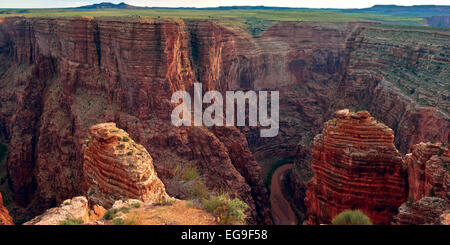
0,16 -> 448,224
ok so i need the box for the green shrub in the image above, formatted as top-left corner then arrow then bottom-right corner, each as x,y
202,194 -> 248,225
103,208 -> 118,220
154,198 -> 176,206
112,218 -> 125,225
406,195 -> 414,207
331,210 -> 373,225
429,187 -> 435,197
124,215 -> 137,225
59,218 -> 84,225
182,166 -> 199,182
188,182 -> 209,200
122,136 -> 130,142
132,202 -> 141,208
185,200 -> 194,208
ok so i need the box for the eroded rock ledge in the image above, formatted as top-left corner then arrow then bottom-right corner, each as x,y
83,123 -> 169,208
395,142 -> 449,225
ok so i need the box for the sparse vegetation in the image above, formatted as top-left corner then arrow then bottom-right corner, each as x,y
331,210 -> 373,225
202,193 -> 249,225
59,218 -> 84,225
154,198 -> 176,206
429,187 -> 435,197
131,202 -> 141,208
103,208 -> 118,220
185,200 -> 194,208
182,165 -> 200,182
123,215 -> 138,225
407,195 -> 414,207
112,218 -> 125,225
104,206 -> 131,221
103,208 -> 119,220
187,182 -> 209,200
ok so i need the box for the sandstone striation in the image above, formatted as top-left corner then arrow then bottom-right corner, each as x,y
305,109 -> 407,225
396,197 -> 449,225
83,123 -> 169,207
0,192 -> 13,225
395,142 -> 449,225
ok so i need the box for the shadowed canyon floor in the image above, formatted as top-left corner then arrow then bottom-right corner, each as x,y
270,164 -> 297,225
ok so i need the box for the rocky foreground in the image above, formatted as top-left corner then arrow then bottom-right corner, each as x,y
22,123 -> 215,225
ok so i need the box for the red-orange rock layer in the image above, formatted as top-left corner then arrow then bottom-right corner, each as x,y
0,193 -> 13,225
305,109 -> 407,225
0,193 -> 14,225
83,123 -> 169,207
395,142 -> 449,225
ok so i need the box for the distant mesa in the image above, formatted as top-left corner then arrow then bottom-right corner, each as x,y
76,2 -> 141,9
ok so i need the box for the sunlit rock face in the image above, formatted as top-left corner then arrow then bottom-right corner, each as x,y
0,193 -> 13,225
305,110 -> 407,225
83,123 -> 169,208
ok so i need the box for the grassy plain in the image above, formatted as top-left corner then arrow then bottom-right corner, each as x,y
0,8 -> 425,24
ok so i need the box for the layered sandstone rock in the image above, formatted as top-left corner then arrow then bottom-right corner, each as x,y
83,123 -> 169,207
396,197 -> 449,225
0,193 -> 13,225
305,109 -> 407,225
395,142 -> 449,225
404,142 -> 449,201
24,196 -> 89,225
339,26 -> 449,154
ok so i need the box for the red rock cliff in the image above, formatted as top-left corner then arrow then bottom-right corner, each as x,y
0,193 -> 13,225
0,17 -> 270,223
395,142 -> 449,225
305,109 -> 407,225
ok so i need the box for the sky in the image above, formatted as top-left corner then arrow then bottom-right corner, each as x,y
0,0 -> 449,9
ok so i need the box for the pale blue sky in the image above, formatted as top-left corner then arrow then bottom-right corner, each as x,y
0,0 -> 448,9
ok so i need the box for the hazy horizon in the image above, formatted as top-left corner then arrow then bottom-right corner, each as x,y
0,0 -> 449,9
